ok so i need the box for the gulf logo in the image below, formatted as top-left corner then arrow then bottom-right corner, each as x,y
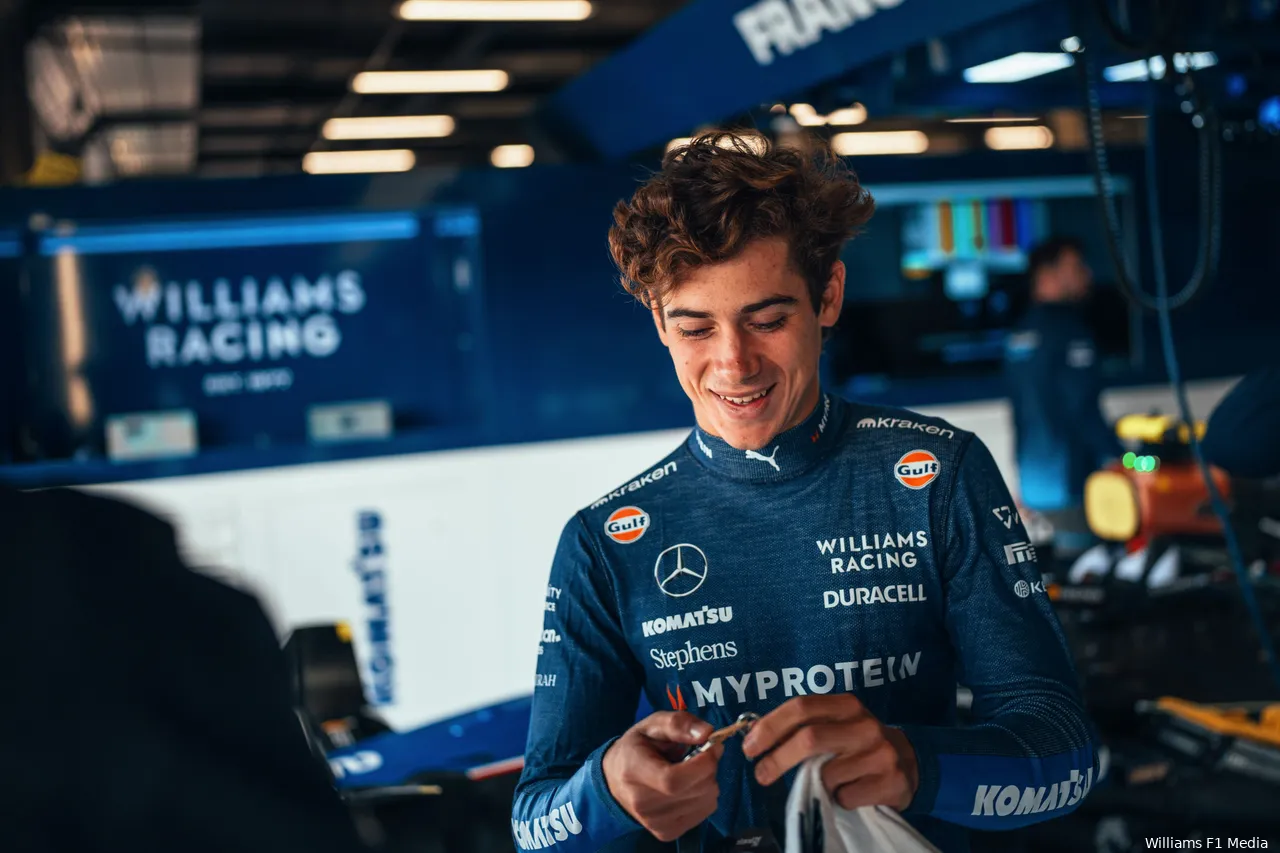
895,450 -> 940,489
605,506 -> 650,544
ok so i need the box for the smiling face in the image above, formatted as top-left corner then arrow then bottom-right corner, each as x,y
652,237 -> 844,450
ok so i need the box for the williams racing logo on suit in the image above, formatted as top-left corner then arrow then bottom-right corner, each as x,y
894,450 -> 940,489
512,803 -> 583,850
972,767 -> 1094,818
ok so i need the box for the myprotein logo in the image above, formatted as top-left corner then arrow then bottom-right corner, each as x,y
654,544 -> 709,598
604,506 -> 650,544
512,802 -> 583,851
857,416 -> 955,440
115,267 -> 366,370
1004,542 -> 1038,565
650,639 -> 739,671
895,450 -> 940,489
733,0 -> 905,66
589,462 -> 677,510
823,584 -> 926,608
972,767 -> 1093,818
642,605 -> 733,637
681,652 -> 921,708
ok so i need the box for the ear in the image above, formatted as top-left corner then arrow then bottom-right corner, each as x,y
651,301 -> 671,348
818,260 -> 845,330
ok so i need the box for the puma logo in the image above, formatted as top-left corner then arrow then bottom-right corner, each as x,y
744,447 -> 780,472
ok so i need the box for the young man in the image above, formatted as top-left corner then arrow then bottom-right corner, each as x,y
1004,237 -> 1122,549
512,133 -> 1096,853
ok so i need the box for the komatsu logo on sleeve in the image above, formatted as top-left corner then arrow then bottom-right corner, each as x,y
733,0 -> 905,66
972,767 -> 1093,818
589,462 -> 677,510
858,416 -> 955,439
512,802 -> 583,850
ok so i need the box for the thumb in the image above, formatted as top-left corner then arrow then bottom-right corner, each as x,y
634,711 -> 714,746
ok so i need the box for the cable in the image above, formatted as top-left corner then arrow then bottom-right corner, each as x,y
1142,110 -> 1280,690
1076,2 -> 1280,689
1073,41 -> 1222,312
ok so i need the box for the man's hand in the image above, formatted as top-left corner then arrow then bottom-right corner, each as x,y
741,695 -> 918,812
601,711 -> 724,842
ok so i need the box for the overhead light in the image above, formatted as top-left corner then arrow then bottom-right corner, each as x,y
831,130 -> 929,156
352,70 -> 509,94
826,104 -> 867,126
788,103 -> 825,127
1103,52 -> 1217,83
323,115 -> 456,140
984,125 -> 1055,150
963,52 -> 1075,83
397,0 -> 592,20
946,115 -> 1038,123
303,149 -> 416,174
490,143 -> 534,168
1060,36 -> 1082,53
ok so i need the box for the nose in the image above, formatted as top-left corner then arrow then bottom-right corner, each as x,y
711,326 -> 759,382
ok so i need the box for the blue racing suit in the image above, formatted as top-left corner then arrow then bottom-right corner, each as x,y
1004,303 -> 1122,512
512,393 -> 1096,853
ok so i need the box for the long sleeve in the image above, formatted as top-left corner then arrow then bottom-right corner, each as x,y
511,515 -> 646,852
899,436 -> 1097,830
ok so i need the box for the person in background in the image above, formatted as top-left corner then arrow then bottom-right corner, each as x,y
0,483 -> 364,853
1004,236 -> 1122,552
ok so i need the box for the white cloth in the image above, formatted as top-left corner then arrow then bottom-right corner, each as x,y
784,755 -> 939,853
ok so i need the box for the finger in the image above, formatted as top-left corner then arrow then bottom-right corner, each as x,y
818,740 -> 897,795
635,711 -> 715,746
754,719 -> 882,787
831,773 -> 902,811
742,694 -> 866,760
647,742 -> 723,797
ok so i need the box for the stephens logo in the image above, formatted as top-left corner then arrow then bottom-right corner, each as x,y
895,450 -> 940,489
605,506 -> 650,544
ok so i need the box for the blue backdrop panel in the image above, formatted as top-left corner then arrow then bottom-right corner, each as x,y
22,209 -> 484,457
547,0 -> 1045,160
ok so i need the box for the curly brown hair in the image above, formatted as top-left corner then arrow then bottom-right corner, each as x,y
607,130 -> 876,313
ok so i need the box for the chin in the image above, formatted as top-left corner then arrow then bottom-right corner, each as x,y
715,423 -> 777,451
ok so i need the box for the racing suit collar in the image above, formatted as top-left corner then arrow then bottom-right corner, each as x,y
687,392 -> 844,483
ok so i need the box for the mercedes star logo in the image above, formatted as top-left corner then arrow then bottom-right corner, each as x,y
654,544 -> 709,598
